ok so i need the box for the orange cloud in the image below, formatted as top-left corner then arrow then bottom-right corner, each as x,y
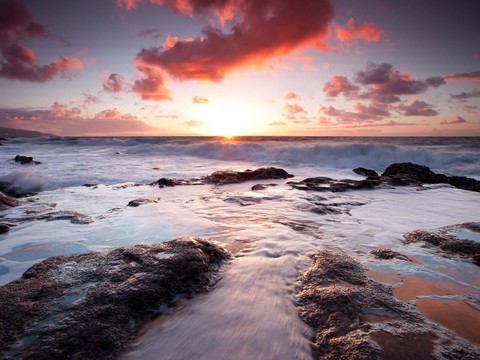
134,0 -> 334,82
335,18 -> 382,42
444,71 -> 480,82
284,92 -> 300,100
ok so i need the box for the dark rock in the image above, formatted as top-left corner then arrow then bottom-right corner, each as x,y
0,192 -> 22,210
0,237 -> 230,359
83,183 -> 99,188
0,224 -> 10,234
127,198 -> 158,207
289,162 -> 480,193
14,155 -> 41,165
251,183 -> 278,191
353,167 -> 379,177
404,226 -> 480,266
152,167 -> 294,188
382,162 -> 437,183
204,167 -> 293,185
371,248 -> 409,261
297,250 -> 480,359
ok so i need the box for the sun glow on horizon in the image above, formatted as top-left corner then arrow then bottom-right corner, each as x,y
189,98 -> 263,137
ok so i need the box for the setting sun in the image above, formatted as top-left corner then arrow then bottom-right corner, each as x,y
191,98 -> 262,137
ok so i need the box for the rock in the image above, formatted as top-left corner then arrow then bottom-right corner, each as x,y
14,155 -> 41,165
151,167 -> 294,188
0,237 -> 230,359
20,210 -> 94,224
404,226 -> 480,266
83,183 -> 98,188
297,250 -> 480,359
371,248 -> 409,261
353,167 -> 379,177
289,162 -> 480,193
205,167 -> 293,185
0,191 -> 22,210
251,183 -> 278,191
127,198 -> 158,207
0,224 -> 10,234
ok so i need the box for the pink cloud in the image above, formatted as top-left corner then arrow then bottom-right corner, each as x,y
319,102 -> 390,124
0,1 -> 83,82
132,62 -> 172,101
323,75 -> 359,98
0,103 -> 155,136
134,0 -> 334,82
163,34 -> 179,50
284,92 -> 300,100
396,99 -> 438,117
444,71 -> 480,82
335,18 -> 382,43
269,121 -> 287,126
440,115 -> 467,125
102,73 -> 125,93
192,96 -> 209,104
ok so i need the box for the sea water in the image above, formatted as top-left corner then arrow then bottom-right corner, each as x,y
1,136 -> 479,358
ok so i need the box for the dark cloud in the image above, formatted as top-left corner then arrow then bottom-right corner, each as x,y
134,0 -> 334,83
0,0 -> 83,82
396,99 -> 438,117
449,89 -> 480,100
135,28 -> 162,39
354,62 -> 393,85
102,73 -> 125,93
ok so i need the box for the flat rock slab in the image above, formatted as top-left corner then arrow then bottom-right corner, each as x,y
0,237 -> 230,359
297,250 -> 480,359
404,222 -> 480,266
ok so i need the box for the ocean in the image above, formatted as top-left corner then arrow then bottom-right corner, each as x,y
1,136 -> 479,358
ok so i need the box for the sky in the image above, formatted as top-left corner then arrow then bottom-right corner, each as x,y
0,0 -> 479,137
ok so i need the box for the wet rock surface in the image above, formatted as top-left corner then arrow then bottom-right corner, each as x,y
0,237 -> 230,359
297,250 -> 480,360
404,222 -> 480,266
151,167 -> 294,188
371,248 -> 410,261
127,198 -> 159,207
289,162 -> 480,193
0,192 -> 21,210
353,167 -> 379,177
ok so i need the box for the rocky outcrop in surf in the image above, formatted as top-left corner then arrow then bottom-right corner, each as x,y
289,162 -> 480,193
14,155 -> 41,165
0,237 -> 230,359
297,250 -> 480,359
151,167 -> 294,188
